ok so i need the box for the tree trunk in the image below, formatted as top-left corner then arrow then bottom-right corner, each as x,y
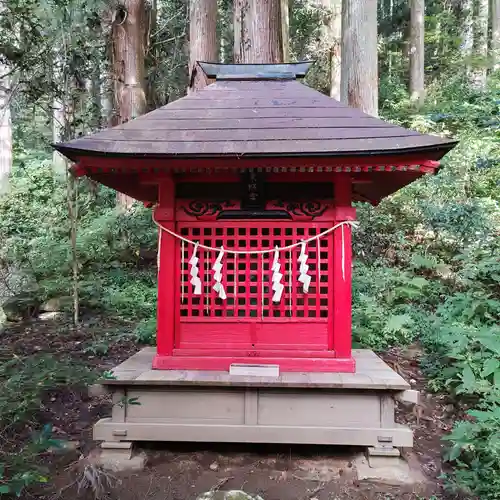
111,0 -> 148,208
389,0 -> 394,74
280,0 -> 290,62
52,94 -> 67,174
101,66 -> 114,127
0,4 -> 11,194
461,0 -> 474,68
233,0 -> 283,63
472,0 -> 489,88
0,66 -> 12,194
319,0 -> 342,100
90,64 -> 102,130
189,0 -> 218,92
66,169 -> 80,326
409,0 -> 425,104
146,0 -> 159,109
341,0 -> 378,116
51,47 -> 69,174
492,0 -> 500,71
101,9 -> 115,127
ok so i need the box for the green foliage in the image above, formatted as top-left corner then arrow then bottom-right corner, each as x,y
408,236 -> 500,498
116,396 -> 141,409
97,272 -> 156,319
0,464 -> 49,497
0,158 -> 157,317
134,317 -> 157,345
352,263 -> 433,349
442,392 -> 500,499
0,353 -> 95,422
354,66 -> 500,498
0,353 -> 96,496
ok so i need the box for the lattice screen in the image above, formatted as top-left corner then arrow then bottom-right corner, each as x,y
178,223 -> 332,321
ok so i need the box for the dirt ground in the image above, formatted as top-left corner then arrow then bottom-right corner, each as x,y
1,317 -> 469,500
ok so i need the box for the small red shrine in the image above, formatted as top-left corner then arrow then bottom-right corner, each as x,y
55,62 -> 457,374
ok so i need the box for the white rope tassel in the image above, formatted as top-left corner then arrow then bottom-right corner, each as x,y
288,251 -> 292,317
157,232 -> 161,272
341,224 -> 346,282
298,241 -> 311,293
189,242 -> 202,295
181,239 -> 185,302
261,255 -> 265,316
212,246 -> 227,300
317,237 -> 321,285
271,246 -> 285,303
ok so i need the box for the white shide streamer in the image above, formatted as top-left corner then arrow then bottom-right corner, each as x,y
212,246 -> 227,300
271,246 -> 285,303
297,241 -> 311,293
189,242 -> 202,295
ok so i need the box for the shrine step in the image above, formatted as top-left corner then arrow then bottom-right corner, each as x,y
152,354 -> 356,372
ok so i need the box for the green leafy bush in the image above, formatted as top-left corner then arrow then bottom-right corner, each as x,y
0,354 -> 96,496
443,391 -> 500,500
417,237 -> 500,497
134,317 -> 157,345
0,159 -> 157,317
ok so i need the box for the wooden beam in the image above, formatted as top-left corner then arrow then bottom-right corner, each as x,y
155,176 -> 176,357
331,174 -> 354,358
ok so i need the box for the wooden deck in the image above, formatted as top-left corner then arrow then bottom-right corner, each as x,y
101,347 -> 410,391
94,348 -> 414,453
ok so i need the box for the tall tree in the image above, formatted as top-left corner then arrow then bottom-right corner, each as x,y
0,1 -> 11,192
341,0 -> 378,116
462,0 -> 474,66
145,0 -> 158,109
189,0 -> 218,92
233,0 -> 283,63
52,48 -> 69,174
472,0 -> 489,87
379,0 -> 398,79
280,0 -> 290,62
319,0 -> 342,99
52,100 -> 67,173
0,64 -> 12,193
409,0 -> 425,104
492,0 -> 500,71
111,0 -> 148,208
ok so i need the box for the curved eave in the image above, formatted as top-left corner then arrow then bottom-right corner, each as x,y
53,140 -> 458,164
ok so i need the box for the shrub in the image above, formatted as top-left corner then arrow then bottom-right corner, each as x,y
0,158 -> 157,318
443,391 -> 500,500
0,354 -> 96,496
133,317 -> 157,345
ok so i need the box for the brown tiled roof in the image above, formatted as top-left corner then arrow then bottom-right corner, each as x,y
55,75 -> 457,161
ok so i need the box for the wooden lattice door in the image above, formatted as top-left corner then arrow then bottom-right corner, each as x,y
176,220 -> 333,352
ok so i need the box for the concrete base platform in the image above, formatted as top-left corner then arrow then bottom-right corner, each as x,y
354,452 -> 427,485
97,450 -> 147,472
94,348 -> 414,462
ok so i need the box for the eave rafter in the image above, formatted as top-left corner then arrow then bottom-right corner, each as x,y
70,160 -> 440,178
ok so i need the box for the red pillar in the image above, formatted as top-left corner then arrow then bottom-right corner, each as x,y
332,174 -> 356,361
154,177 -> 176,361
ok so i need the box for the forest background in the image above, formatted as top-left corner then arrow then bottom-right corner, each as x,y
0,0 -> 499,498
